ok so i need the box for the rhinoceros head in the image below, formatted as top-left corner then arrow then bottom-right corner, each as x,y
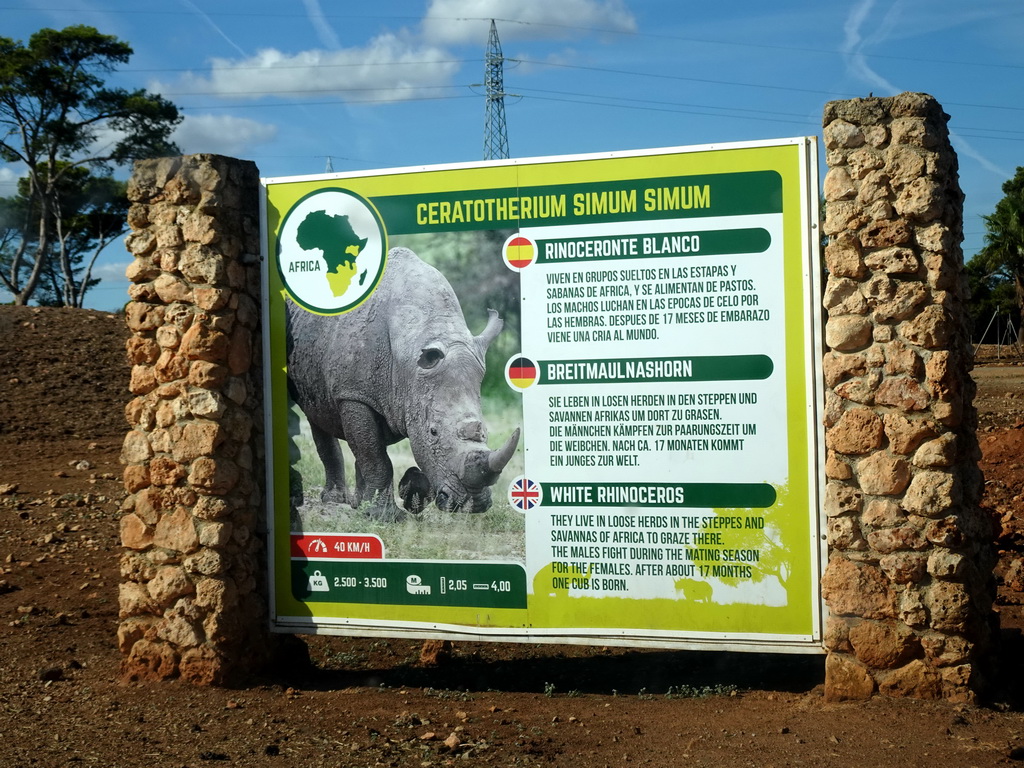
403,308 -> 519,513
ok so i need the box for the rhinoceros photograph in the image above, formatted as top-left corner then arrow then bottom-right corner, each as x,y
285,231 -> 525,562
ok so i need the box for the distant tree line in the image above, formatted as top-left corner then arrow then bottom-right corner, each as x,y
968,166 -> 1024,345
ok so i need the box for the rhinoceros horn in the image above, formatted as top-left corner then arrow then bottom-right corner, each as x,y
487,427 -> 520,474
463,428 -> 520,487
474,309 -> 503,356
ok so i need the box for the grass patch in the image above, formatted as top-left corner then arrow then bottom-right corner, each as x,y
289,402 -> 526,563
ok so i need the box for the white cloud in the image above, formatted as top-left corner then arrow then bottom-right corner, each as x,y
0,165 -> 24,189
172,114 -> 278,157
422,0 -> 637,45
91,259 -> 132,283
161,34 -> 461,104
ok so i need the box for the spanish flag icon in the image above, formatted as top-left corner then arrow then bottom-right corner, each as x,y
506,355 -> 538,390
503,234 -> 536,271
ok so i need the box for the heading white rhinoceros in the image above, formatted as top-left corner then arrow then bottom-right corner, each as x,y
286,246 -> 519,521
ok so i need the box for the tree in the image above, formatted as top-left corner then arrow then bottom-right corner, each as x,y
2,164 -> 129,307
975,166 -> 1024,338
0,25 -> 181,306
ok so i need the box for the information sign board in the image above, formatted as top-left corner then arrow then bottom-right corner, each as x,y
262,138 -> 825,652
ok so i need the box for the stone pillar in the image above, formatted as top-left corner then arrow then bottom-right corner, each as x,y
119,154 -> 269,684
819,94 -> 993,703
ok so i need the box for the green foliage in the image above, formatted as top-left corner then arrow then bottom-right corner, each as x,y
973,166 -> 1024,337
966,255 -> 1020,342
2,163 -> 128,306
0,25 -> 181,305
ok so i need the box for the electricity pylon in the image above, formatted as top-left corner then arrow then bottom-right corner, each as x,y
483,19 -> 510,160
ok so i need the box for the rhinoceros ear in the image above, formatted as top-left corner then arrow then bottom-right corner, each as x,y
474,309 -> 504,356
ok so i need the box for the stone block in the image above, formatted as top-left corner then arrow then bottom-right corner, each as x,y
867,525 -> 925,554
153,273 -> 193,304
862,498 -> 904,528
927,550 -> 966,580
125,302 -> 165,332
824,166 -> 856,201
899,304 -> 950,348
129,364 -> 158,395
912,434 -> 957,468
824,233 -> 866,278
121,430 -> 153,464
860,220 -> 911,249
878,552 -> 927,583
187,389 -> 227,419
823,277 -> 868,316
148,566 -> 194,605
120,513 -> 154,551
821,556 -> 895,619
179,646 -> 227,686
126,336 -> 160,365
119,581 -> 157,618
903,470 -> 958,518
179,322 -> 229,363
828,407 -> 884,454
824,481 -> 863,517
878,659 -> 941,699
122,639 -> 179,682
824,653 -> 876,701
123,464 -> 151,494
882,412 -> 935,454
153,507 -> 200,553
925,581 -> 971,633
849,620 -> 920,668
857,452 -> 911,496
825,315 -> 873,351
875,377 -> 930,411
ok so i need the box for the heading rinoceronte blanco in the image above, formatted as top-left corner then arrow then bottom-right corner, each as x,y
414,185 -> 711,226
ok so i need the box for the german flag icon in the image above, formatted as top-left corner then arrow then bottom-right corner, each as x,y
505,355 -> 538,390
503,234 -> 536,271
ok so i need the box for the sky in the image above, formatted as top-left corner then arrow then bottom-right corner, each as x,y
3,0 -> 1023,311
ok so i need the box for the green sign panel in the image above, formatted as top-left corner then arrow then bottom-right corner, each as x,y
262,139 -> 825,653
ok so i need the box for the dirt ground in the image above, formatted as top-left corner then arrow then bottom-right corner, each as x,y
1,304 -> 1023,768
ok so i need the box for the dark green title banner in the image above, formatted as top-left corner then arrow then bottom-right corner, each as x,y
372,171 -> 783,233
293,561 -> 527,609
539,355 -> 774,385
535,228 -> 770,264
542,482 -> 777,508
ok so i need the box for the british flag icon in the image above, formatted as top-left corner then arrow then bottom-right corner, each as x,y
508,476 -> 542,512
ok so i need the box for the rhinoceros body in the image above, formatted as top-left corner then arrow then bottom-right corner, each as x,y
286,246 -> 518,520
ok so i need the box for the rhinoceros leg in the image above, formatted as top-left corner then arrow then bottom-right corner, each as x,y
309,423 -> 349,505
398,466 -> 433,513
339,400 -> 403,522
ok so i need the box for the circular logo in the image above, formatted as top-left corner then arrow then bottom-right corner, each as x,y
508,476 -> 542,512
505,355 -> 538,390
276,188 -> 387,315
503,233 -> 537,271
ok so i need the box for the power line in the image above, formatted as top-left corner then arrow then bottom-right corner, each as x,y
7,8 -> 1022,71
123,56 -> 1024,117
